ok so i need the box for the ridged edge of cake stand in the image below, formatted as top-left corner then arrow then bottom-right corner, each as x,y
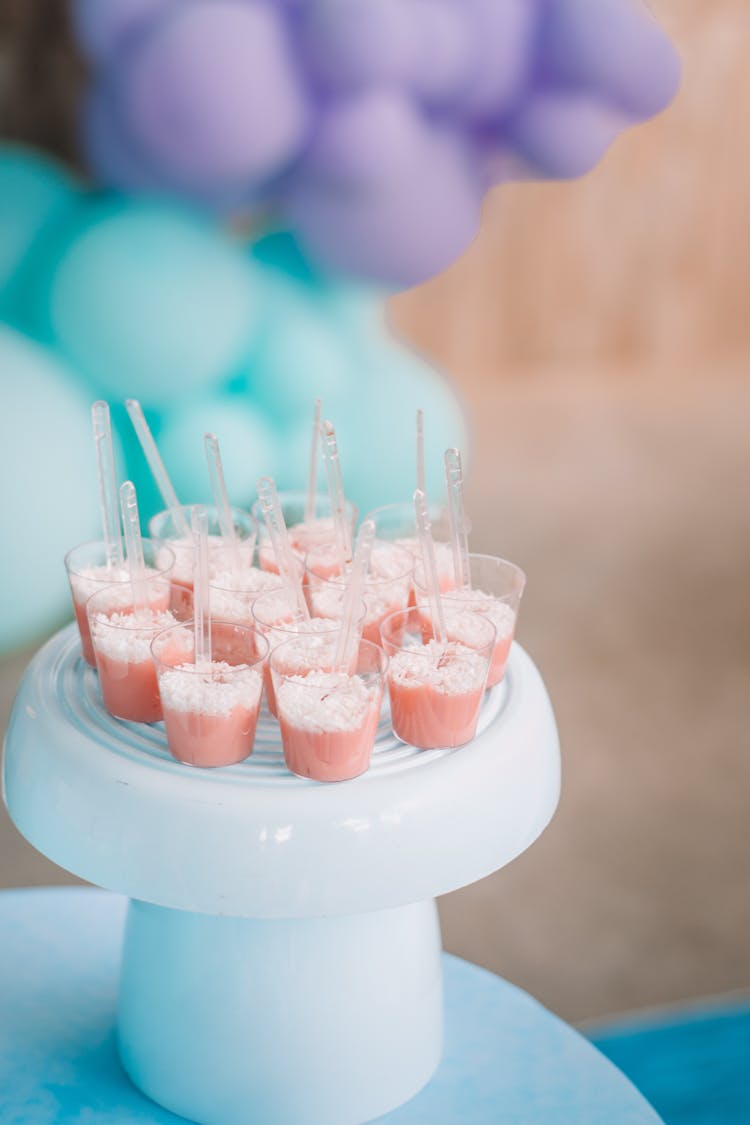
3,624 -> 560,918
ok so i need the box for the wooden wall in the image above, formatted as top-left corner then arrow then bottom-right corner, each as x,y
392,0 -> 750,377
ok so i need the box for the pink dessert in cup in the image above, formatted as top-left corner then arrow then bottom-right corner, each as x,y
88,582 -> 177,723
153,622 -> 267,768
271,638 -> 386,781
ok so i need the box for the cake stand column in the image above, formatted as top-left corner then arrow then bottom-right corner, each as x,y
118,898 -> 442,1125
3,626 -> 560,1125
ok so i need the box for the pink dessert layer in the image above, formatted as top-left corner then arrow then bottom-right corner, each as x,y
90,607 -> 176,723
416,594 -> 517,688
276,671 -> 382,782
158,662 -> 263,767
162,702 -> 260,768
73,600 -> 96,666
70,564 -> 166,665
388,679 -> 484,749
95,650 -> 163,723
387,640 -> 488,750
264,621 -> 338,718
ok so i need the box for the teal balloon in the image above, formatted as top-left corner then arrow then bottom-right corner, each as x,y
156,393 -> 281,511
0,326 -> 98,654
48,198 -> 261,407
324,342 -> 469,515
245,270 -> 355,425
0,145 -> 78,315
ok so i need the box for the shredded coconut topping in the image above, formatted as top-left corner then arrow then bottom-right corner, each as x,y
443,589 -> 517,639
90,609 -> 177,663
209,567 -> 284,621
69,564 -> 160,604
276,671 -> 378,732
159,662 -> 262,716
157,535 -> 255,585
389,640 -> 487,695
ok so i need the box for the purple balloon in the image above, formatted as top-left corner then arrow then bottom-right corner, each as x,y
300,0 -> 416,92
538,0 -> 681,119
118,1 -> 310,194
407,0 -> 473,106
288,121 -> 483,286
457,0 -> 539,120
82,85 -> 163,193
72,0 -> 176,64
302,90 -> 427,185
503,92 -> 626,180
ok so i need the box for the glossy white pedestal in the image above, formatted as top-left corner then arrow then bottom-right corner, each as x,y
3,625 -> 560,1125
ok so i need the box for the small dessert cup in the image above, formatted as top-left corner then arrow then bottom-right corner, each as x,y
363,501 -> 455,598
208,561 -> 289,629
251,490 -> 358,572
415,554 -> 525,686
271,637 -> 387,782
152,621 -> 268,768
380,607 -> 495,750
149,504 -> 257,591
65,539 -> 174,666
253,588 -> 366,716
87,576 -> 177,723
306,539 -> 413,645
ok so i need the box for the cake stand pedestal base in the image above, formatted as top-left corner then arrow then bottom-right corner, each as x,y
118,898 -> 442,1125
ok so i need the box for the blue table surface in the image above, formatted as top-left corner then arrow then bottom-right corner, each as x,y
0,888 -> 662,1124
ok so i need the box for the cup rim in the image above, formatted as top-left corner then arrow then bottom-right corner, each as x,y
151,618 -> 269,672
85,575 -> 175,626
269,635 -> 388,680
251,490 -> 358,521
379,603 -> 497,661
65,538 -> 175,577
414,552 -> 526,596
306,538 -> 415,587
148,504 -> 258,541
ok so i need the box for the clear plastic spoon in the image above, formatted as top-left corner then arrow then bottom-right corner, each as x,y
119,481 -> 148,613
321,419 -> 351,572
416,408 -> 425,496
91,401 -> 123,569
192,504 -> 212,669
204,432 -> 242,575
126,398 -> 189,538
257,476 -> 310,623
305,398 -> 322,524
444,447 -> 471,591
334,518 -> 375,671
414,488 -> 446,643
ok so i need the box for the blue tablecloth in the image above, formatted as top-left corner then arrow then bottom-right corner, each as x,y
0,888 -> 662,1123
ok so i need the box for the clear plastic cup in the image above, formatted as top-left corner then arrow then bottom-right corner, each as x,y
65,539 -> 174,666
251,490 -> 358,573
270,636 -> 387,782
149,504 -> 257,591
380,606 -> 495,750
306,539 -> 413,645
253,588 -> 367,717
87,575 -> 177,723
207,565 -> 287,629
414,553 -> 525,686
152,620 -> 268,768
363,502 -> 455,602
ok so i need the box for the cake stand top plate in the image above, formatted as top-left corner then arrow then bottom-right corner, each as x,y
3,625 -> 560,918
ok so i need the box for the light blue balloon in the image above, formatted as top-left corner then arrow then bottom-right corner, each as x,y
244,268 -> 355,426
0,326 -> 99,654
156,392 -> 281,512
48,198 -> 262,407
323,341 -> 469,516
0,145 -> 78,311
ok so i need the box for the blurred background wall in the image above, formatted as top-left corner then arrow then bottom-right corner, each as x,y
1,0 -> 749,1024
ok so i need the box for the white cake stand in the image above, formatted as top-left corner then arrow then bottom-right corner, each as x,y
3,624 -> 560,1125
